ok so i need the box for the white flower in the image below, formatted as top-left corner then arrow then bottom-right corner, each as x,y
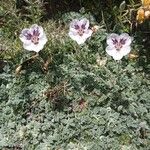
106,33 -> 132,60
68,18 -> 93,45
19,24 -> 47,53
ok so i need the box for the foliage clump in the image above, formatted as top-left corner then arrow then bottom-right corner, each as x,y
0,0 -> 150,149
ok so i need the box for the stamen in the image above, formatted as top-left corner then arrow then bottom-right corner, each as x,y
78,29 -> 84,36
115,42 -> 122,51
31,36 -> 39,45
112,38 -> 124,51
24,31 -> 39,44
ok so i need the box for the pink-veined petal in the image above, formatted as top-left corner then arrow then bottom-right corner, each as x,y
30,24 -> 39,34
107,33 -> 120,47
119,33 -> 132,46
69,19 -> 80,33
19,28 -> 32,45
30,24 -> 44,38
79,18 -> 89,30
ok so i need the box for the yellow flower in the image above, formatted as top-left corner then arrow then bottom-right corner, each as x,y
136,0 -> 150,23
136,8 -> 145,23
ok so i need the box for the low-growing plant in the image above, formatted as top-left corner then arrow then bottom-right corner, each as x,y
0,0 -> 150,150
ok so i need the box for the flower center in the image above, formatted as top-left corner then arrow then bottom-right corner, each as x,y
25,29 -> 40,45
112,38 -> 126,51
74,24 -> 86,36
31,36 -> 39,45
78,29 -> 84,36
31,29 -> 40,45
115,42 -> 123,51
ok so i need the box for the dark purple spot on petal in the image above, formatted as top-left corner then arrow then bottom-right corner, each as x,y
74,25 -> 80,30
25,33 -> 32,40
33,29 -> 40,36
81,24 -> 86,30
112,39 -> 118,45
120,38 -> 126,45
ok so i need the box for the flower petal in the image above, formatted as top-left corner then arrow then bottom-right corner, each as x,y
23,43 -> 35,52
39,33 -> 48,46
120,46 -> 131,56
68,31 -> 86,45
68,29 -> 92,45
112,53 -> 123,60
23,42 -> 44,53
119,33 -> 132,46
79,18 -> 89,30
19,28 -> 32,45
76,37 -> 86,45
69,19 -> 80,33
30,24 -> 39,31
106,46 -> 123,60
81,29 -> 93,41
106,46 -> 117,57
107,33 -> 119,47
30,24 -> 44,38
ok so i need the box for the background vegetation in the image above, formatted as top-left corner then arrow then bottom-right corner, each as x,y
0,0 -> 150,149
